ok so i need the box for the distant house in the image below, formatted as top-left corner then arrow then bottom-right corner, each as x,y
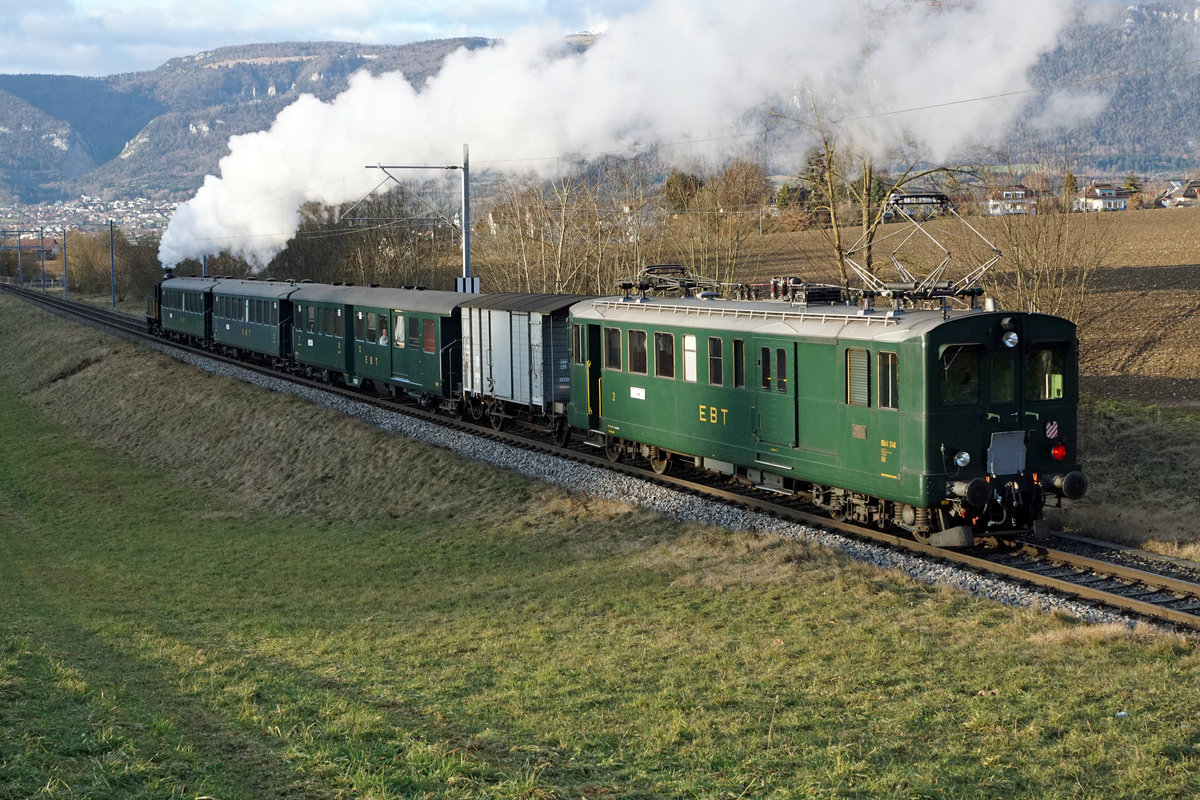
987,184 -> 1038,215
16,237 -> 59,258
1160,180 -> 1200,208
1074,182 -> 1128,212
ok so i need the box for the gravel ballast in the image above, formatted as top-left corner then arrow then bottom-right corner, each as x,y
156,341 -> 1151,630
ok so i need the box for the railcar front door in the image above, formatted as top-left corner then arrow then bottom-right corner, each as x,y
753,338 -> 797,448
586,323 -> 602,430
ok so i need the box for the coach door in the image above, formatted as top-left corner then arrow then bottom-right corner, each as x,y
586,324 -> 603,429
754,338 -> 797,448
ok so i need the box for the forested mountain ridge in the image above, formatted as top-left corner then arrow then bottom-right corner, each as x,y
0,39 -> 493,202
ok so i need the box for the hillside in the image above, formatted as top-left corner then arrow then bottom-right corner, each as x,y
0,39 -> 493,201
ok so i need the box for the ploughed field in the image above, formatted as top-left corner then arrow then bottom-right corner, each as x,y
742,206 -> 1200,408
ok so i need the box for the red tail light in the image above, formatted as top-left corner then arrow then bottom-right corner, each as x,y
1051,443 -> 1067,461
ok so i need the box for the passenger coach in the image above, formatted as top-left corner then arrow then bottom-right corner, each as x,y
290,284 -> 465,406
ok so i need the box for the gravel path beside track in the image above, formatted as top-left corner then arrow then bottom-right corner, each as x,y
153,340 -> 1150,631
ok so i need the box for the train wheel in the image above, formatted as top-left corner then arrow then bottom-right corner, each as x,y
552,418 -> 571,447
470,400 -> 485,421
489,408 -> 505,431
453,400 -> 467,420
605,441 -> 621,462
912,531 -> 933,545
649,453 -> 671,475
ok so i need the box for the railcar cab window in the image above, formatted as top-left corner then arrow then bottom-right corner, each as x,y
879,351 -> 898,410
846,348 -> 869,406
572,324 -> 584,365
654,332 -> 675,379
708,337 -> 723,386
604,327 -> 621,370
940,345 -> 981,406
629,330 -> 648,375
761,347 -> 787,393
1027,344 -> 1066,400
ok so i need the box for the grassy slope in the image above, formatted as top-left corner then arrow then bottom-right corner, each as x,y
3,295 -> 1200,798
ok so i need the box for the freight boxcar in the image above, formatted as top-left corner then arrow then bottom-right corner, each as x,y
567,295 -> 1085,545
459,293 -> 591,435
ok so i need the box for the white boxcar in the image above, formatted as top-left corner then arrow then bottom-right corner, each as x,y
460,293 -> 591,415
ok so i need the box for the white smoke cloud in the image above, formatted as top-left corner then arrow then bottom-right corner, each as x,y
159,0 -> 1084,268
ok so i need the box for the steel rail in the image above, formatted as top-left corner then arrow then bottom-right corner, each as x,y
8,283 -> 1200,630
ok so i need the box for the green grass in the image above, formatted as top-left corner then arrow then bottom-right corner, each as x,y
4,294 -> 1200,798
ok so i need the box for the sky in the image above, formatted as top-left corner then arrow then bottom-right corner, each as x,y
0,0 -> 641,76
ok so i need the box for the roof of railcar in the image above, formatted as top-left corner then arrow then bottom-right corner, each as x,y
211,278 -> 304,300
568,295 -> 1002,342
159,276 -> 219,293
458,292 -> 594,315
288,284 -> 465,315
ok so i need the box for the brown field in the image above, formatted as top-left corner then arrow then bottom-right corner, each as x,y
739,206 -> 1200,408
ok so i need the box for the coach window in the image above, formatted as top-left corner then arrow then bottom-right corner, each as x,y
708,337 -> 723,386
423,319 -> 436,354
655,333 -> 675,379
366,312 -> 378,343
683,335 -> 697,382
604,327 -> 622,370
847,348 -> 869,406
760,347 -> 772,391
394,314 -> 405,347
775,348 -> 787,394
334,309 -> 344,338
940,345 -> 980,406
629,330 -> 648,375
325,308 -> 335,336
879,351 -> 899,410
408,317 -> 421,349
733,339 -> 745,388
354,311 -> 366,341
1027,344 -> 1066,401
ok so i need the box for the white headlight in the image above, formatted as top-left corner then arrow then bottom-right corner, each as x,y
954,450 -> 971,468
1002,331 -> 1019,349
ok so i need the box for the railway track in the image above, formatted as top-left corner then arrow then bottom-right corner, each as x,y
7,282 -> 1200,631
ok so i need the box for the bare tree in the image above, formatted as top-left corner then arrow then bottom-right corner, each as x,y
661,158 -> 773,286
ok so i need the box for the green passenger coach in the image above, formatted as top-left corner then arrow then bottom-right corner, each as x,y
567,296 -> 1085,546
290,284 -> 464,405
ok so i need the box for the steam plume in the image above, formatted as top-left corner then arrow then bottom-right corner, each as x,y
159,0 -> 1084,268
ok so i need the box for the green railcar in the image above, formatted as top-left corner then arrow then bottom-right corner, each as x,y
568,296 -> 1085,545
291,285 -> 464,401
158,276 -> 215,343
212,279 -> 298,365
